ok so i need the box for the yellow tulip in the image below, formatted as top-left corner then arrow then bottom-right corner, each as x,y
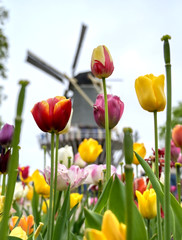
9,226 -> 28,240
32,170 -> 50,197
135,74 -> 166,112
84,210 -> 126,240
42,199 -> 49,214
136,188 -> 157,219
0,195 -> 5,222
26,184 -> 33,201
133,143 -> 146,165
70,193 -> 83,208
78,138 -> 103,163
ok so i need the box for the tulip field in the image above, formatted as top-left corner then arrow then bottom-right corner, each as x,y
1,35 -> 182,240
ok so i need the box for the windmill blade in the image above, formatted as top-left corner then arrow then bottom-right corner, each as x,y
26,51 -> 64,83
72,23 -> 87,77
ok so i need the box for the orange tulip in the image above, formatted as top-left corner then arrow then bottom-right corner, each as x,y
172,124 -> 182,148
10,215 -> 34,235
31,96 -> 72,133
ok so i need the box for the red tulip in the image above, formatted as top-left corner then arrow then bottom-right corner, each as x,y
31,96 -> 72,133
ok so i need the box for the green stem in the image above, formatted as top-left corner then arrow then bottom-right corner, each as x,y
1,173 -> 6,196
161,34 -> 172,240
147,219 -> 150,239
47,132 -> 55,240
102,77 -> 111,182
153,111 -> 162,240
175,163 -> 181,204
53,134 -> 59,216
42,145 -> 47,170
0,80 -> 29,240
125,164 -> 133,240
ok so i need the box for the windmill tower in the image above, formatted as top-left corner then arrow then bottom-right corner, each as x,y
26,24 -> 124,167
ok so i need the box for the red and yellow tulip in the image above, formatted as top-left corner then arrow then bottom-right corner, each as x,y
31,96 -> 72,133
91,45 -> 114,79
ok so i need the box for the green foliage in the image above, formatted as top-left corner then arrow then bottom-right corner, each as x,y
159,102 -> 182,139
0,5 -> 8,79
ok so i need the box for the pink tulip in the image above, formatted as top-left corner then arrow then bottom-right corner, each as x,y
45,164 -> 88,191
93,94 -> 124,129
84,164 -> 116,185
171,140 -> 181,162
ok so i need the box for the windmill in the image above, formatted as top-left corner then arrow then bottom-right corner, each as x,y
26,24 -> 124,167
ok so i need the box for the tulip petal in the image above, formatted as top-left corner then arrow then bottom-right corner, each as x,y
85,228 -> 107,240
153,74 -> 166,111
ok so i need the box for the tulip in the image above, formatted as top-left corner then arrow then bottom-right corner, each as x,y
18,166 -> 32,184
172,124 -> 182,148
0,148 -> 10,173
170,140 -> 181,162
136,188 -> 157,219
133,177 -> 147,195
57,145 -> 74,168
78,138 -> 103,163
59,108 -> 73,134
0,196 -> 5,222
133,143 -> 146,165
13,182 -> 29,201
135,74 -> 166,112
70,193 -> 83,208
9,226 -> 28,240
74,152 -> 87,168
93,94 -> 124,129
45,164 -> 88,191
32,169 -> 50,197
0,123 -> 14,147
31,96 -> 72,133
84,210 -> 126,240
10,215 -> 34,235
84,164 -> 116,185
42,199 -> 49,214
91,45 -> 114,79
26,184 -> 33,201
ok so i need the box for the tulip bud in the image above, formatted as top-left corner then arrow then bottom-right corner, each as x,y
0,123 -> 14,147
135,74 -> 166,112
136,188 -> 157,219
57,145 -> 74,168
91,45 -> 114,79
172,124 -> 182,148
70,193 -> 83,208
133,143 -> 146,165
93,94 -> 124,129
78,138 -> 103,163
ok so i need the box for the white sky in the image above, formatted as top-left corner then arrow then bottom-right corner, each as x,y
1,0 -> 182,173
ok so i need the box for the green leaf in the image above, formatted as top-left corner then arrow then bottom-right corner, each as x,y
53,186 -> 70,240
84,208 -> 102,230
8,237 -> 22,240
109,174 -> 126,222
135,152 -> 182,236
31,186 -> 41,226
109,174 -> 147,240
93,175 -> 113,213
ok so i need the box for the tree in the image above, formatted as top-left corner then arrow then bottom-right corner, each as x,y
0,4 -> 8,79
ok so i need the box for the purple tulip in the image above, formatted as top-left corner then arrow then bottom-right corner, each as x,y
93,94 -> 124,129
0,148 -> 10,173
0,123 -> 14,147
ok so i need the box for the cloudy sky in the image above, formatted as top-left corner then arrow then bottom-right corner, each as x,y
1,0 -> 182,173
